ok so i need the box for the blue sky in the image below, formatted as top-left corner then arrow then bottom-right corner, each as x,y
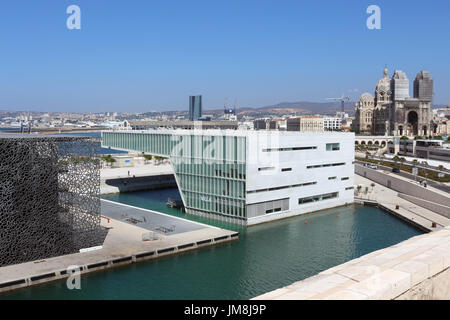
0,0 -> 449,112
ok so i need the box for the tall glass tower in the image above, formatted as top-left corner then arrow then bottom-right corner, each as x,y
189,95 -> 202,121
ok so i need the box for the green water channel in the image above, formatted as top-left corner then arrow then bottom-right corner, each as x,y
1,188 -> 421,300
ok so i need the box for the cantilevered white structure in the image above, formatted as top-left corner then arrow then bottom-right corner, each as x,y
102,129 -> 355,225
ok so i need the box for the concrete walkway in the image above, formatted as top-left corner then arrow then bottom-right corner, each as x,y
101,199 -> 210,235
101,163 -> 173,180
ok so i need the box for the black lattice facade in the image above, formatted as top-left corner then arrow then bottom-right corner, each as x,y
0,134 -> 105,267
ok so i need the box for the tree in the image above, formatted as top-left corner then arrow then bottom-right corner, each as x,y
400,136 -> 409,140
101,155 -> 116,166
392,155 -> 401,163
370,182 -> 375,192
153,156 -> 167,165
356,185 -> 362,195
143,154 -> 152,164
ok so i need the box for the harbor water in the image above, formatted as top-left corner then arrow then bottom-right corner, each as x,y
1,188 -> 421,300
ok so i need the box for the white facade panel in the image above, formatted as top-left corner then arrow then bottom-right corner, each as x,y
245,131 -> 354,225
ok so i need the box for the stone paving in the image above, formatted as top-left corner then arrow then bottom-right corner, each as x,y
101,162 -> 173,180
101,199 -> 208,235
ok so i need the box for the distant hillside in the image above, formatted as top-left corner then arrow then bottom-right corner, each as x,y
206,101 -> 447,117
258,101 -> 355,114
433,104 -> 449,109
206,101 -> 356,116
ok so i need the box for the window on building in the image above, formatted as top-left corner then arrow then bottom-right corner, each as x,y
326,143 -> 340,151
263,146 -> 317,152
298,192 -> 339,205
328,176 -> 337,180
281,168 -> 292,172
341,177 -> 349,181
258,167 -> 275,172
247,181 -> 316,194
307,162 -> 345,169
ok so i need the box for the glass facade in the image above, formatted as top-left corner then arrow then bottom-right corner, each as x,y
102,131 -> 247,221
189,95 -> 202,121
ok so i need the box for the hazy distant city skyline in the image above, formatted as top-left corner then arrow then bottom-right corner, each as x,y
1,0 -> 449,113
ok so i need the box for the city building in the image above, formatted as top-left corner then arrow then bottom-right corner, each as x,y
286,116 -> 324,132
435,119 -> 450,136
102,130 -> 355,225
392,138 -> 450,161
324,117 -> 342,131
267,118 -> 286,130
0,134 -> 105,267
189,95 -> 202,121
354,93 -> 375,134
432,109 -> 450,135
341,117 -> 353,132
129,120 -> 238,130
253,119 -> 267,130
223,106 -> 237,121
354,68 -> 435,136
238,121 -> 254,130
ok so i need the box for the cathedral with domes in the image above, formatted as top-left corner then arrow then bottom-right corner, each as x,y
353,67 -> 434,136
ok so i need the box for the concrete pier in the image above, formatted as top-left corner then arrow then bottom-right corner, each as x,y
0,200 -> 238,294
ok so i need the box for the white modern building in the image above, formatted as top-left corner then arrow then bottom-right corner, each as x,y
102,130 -> 355,225
324,117 -> 342,131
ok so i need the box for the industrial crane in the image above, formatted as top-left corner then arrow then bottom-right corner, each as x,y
327,94 -> 350,113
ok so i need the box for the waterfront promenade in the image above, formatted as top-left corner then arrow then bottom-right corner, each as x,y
354,175 -> 450,232
101,162 -> 173,180
0,200 -> 237,293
